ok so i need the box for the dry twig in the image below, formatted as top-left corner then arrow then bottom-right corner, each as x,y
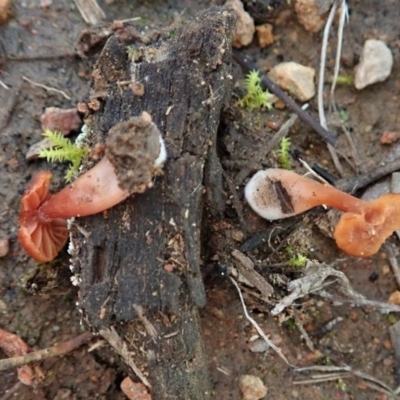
0,78 -> 9,89
389,321 -> 400,385
99,326 -> 151,388
271,260 -> 400,316
22,76 -> 71,100
0,331 -> 92,372
231,249 -> 274,300
384,243 -> 400,289
230,277 -> 296,368
295,364 -> 399,396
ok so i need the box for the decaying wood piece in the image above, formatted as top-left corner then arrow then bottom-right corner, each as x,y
70,7 -> 236,399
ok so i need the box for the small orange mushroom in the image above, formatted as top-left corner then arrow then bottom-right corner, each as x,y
18,157 -> 130,262
18,112 -> 167,262
18,171 -> 68,263
245,168 -> 400,257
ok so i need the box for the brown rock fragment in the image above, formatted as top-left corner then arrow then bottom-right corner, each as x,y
0,0 -> 11,23
225,0 -> 255,48
388,291 -> 400,305
239,375 -> 268,400
40,107 -> 82,135
295,0 -> 327,33
256,23 -> 274,48
0,237 -> 9,257
380,131 -> 400,145
120,377 -> 151,400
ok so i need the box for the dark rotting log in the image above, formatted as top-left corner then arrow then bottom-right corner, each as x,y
70,7 -> 236,399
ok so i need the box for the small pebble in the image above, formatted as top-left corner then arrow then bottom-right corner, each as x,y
120,377 -> 151,400
0,237 -> 9,257
256,23 -> 274,48
232,230 -> 244,242
248,338 -> 269,353
268,61 -> 316,101
239,375 -> 267,400
40,107 -> 82,135
354,39 -> 393,90
0,0 -> 11,23
225,0 -> 255,48
388,291 -> 400,306
294,0 -> 327,33
380,131 -> 400,145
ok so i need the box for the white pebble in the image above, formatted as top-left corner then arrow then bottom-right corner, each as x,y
354,39 -> 393,90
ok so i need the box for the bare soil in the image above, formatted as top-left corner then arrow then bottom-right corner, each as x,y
1,0 -> 400,399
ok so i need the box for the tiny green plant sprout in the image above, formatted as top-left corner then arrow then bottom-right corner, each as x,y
286,246 -> 308,268
127,46 -> 138,61
335,74 -> 353,86
239,70 -> 273,110
39,129 -> 90,182
277,137 -> 292,170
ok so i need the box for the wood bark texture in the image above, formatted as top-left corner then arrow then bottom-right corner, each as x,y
70,7 -> 236,399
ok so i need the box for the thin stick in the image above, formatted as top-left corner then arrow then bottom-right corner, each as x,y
22,76 -> 71,100
116,17 -> 141,23
74,0 -> 105,25
0,78 -> 9,90
0,332 -> 92,371
230,277 -> 296,368
100,326 -> 151,388
8,53 -> 77,61
293,312 -> 314,351
334,157 -> 400,194
294,372 -> 351,385
385,243 -> 400,290
295,364 -> 396,394
232,50 -> 337,146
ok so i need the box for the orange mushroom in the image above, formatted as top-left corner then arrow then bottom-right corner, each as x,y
18,112 -> 167,262
245,168 -> 400,257
18,171 -> 68,263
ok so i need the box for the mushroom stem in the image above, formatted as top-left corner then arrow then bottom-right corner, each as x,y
245,168 -> 400,258
244,169 -> 362,220
38,156 -> 129,221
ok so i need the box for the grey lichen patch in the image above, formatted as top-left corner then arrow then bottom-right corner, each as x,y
105,112 -> 166,194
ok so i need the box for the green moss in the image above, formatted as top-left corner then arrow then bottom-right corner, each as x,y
39,129 -> 89,182
277,137 -> 292,170
239,70 -> 273,110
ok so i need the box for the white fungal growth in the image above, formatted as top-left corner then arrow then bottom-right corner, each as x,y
154,136 -> 167,168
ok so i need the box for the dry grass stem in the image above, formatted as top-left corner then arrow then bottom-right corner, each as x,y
22,76 -> 71,100
230,277 -> 296,368
73,0 -> 106,25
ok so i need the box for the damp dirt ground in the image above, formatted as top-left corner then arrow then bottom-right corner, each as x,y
1,1 -> 400,399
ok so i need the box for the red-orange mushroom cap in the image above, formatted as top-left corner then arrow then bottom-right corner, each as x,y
245,168 -> 400,258
334,193 -> 400,257
18,171 -> 68,262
